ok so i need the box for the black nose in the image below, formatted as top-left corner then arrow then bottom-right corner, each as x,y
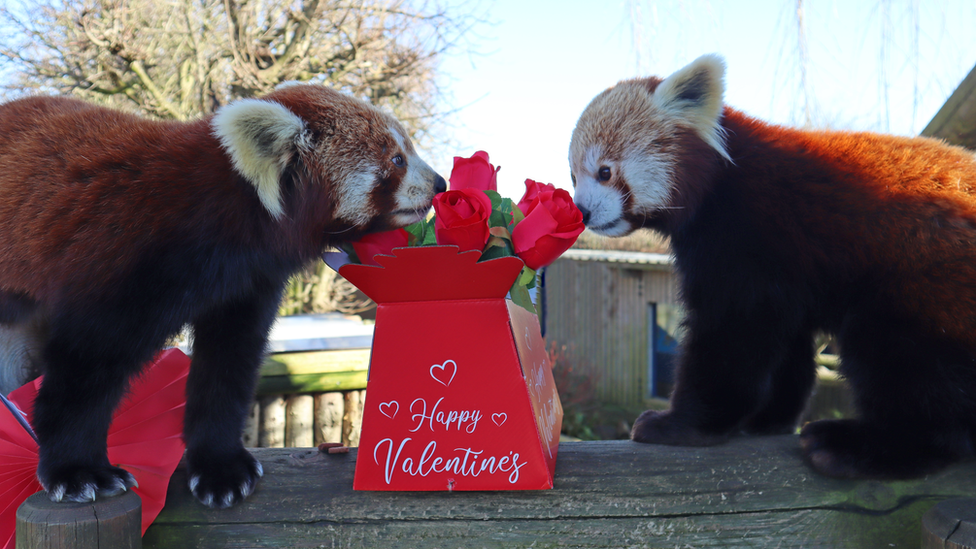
577,204 -> 591,225
433,174 -> 447,194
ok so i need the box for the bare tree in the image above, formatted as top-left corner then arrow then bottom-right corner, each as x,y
0,0 -> 484,315
0,0 -> 481,148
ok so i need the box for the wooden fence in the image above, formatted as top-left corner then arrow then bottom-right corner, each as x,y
242,314 -> 372,449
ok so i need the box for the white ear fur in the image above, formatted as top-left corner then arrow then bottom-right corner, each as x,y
212,99 -> 306,219
652,54 -> 730,161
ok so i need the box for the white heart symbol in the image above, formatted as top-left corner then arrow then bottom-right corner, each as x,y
378,400 -> 399,419
429,360 -> 457,387
492,412 -> 507,427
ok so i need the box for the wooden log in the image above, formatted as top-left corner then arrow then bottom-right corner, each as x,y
17,490 -> 141,549
257,395 -> 285,448
284,394 -> 314,447
313,392 -> 344,445
241,401 -> 260,448
257,349 -> 369,395
143,437 -> 976,548
342,389 -> 363,447
922,498 -> 976,549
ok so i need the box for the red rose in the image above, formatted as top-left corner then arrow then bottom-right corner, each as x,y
516,179 -> 556,216
433,188 -> 493,252
351,228 -> 410,266
449,151 -> 499,192
512,179 -> 584,270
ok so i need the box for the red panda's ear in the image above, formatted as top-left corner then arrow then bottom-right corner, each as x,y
212,99 -> 309,219
652,54 -> 730,161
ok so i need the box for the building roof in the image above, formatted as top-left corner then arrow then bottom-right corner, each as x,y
557,249 -> 673,269
922,63 -> 976,149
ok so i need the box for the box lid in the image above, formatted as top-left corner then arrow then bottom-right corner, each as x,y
339,246 -> 524,304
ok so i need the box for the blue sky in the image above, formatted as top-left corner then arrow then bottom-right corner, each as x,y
434,1 -> 976,200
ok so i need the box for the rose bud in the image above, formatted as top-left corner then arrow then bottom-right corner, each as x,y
449,150 -> 499,192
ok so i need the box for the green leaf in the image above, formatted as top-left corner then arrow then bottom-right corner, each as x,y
510,201 -> 525,228
489,225 -> 512,240
489,209 -> 512,229
509,277 -> 537,315
484,189 -> 503,210
421,217 -> 438,246
519,266 -> 537,289
403,220 -> 426,246
480,236 -> 515,261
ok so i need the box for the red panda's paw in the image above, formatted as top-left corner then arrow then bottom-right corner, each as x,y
630,409 -> 730,447
39,463 -> 137,503
187,447 -> 263,509
799,419 -> 963,480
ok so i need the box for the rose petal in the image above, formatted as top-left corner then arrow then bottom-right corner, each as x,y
512,204 -> 559,255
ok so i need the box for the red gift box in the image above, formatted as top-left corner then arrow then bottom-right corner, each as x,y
339,246 -> 563,491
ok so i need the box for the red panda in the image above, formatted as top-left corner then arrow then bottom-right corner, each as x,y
570,54 -> 976,479
0,84 -> 446,507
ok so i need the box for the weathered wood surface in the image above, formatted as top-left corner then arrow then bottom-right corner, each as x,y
922,498 -> 976,548
17,490 -> 142,549
143,436 -> 976,548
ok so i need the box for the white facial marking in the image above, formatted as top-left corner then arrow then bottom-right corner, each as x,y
583,145 -> 602,175
620,152 -> 673,211
389,124 -> 407,151
335,168 -> 377,226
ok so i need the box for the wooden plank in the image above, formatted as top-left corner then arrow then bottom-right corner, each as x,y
143,436 -> 976,548
255,370 -> 368,395
260,349 -> 371,377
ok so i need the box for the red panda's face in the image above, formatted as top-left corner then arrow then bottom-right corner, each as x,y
213,84 -> 445,236
302,110 -> 442,232
569,55 -> 730,236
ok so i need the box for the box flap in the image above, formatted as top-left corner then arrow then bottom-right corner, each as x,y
339,246 -> 525,304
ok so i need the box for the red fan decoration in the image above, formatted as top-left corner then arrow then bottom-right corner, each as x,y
0,348 -> 190,549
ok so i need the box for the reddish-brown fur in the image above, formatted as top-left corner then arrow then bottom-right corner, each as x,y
573,56 -> 976,479
0,85 -> 444,506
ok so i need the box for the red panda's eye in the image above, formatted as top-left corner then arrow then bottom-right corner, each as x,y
392,154 -> 405,167
598,166 -> 612,181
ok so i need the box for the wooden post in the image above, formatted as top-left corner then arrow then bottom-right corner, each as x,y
313,392 -> 344,444
922,498 -> 976,549
258,395 -> 286,448
16,490 -> 141,549
241,400 -> 260,447
342,389 -> 364,447
285,394 -> 314,447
